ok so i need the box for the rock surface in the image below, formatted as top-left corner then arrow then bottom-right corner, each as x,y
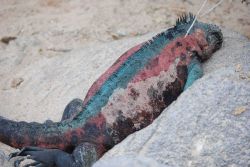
93,29 -> 250,166
0,28 -> 250,166
94,155 -> 167,167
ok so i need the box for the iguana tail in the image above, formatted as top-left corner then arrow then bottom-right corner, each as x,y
0,116 -> 69,150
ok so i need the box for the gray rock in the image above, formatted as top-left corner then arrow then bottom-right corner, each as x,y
94,29 -> 250,167
94,155 -> 167,167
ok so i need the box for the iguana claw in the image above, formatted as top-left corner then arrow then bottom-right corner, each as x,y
0,150 -> 7,165
9,147 -> 46,167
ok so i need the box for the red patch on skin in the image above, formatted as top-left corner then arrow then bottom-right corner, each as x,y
24,114 -> 107,151
131,30 -> 208,83
34,135 -> 68,150
96,135 -> 106,145
10,139 -> 18,148
83,43 -> 143,105
22,134 -> 31,147
95,144 -> 107,158
87,113 -> 106,130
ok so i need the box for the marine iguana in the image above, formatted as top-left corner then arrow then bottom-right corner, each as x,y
0,13 -> 223,167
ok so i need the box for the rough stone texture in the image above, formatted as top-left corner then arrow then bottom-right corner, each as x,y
94,29 -> 250,167
93,155 -> 167,167
0,28 -> 250,167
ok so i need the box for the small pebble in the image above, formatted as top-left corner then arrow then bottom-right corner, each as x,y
233,106 -> 247,115
11,78 -> 24,88
1,36 -> 17,44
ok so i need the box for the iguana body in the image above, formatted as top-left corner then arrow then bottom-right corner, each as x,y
0,14 -> 223,167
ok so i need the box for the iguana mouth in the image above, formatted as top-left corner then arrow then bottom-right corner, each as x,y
191,51 -> 203,62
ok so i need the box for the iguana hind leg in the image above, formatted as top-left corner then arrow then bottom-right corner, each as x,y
61,98 -> 84,121
9,143 -> 98,167
44,98 -> 84,123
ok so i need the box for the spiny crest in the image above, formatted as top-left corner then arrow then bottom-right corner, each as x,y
175,13 -> 195,26
132,13 -> 196,56
143,31 -> 166,50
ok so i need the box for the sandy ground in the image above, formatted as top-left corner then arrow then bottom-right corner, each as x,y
0,0 -> 249,165
1,1 -> 249,44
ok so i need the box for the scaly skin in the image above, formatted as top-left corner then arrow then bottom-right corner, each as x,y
0,14 -> 223,167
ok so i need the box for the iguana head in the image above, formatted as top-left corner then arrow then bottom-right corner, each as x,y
175,13 -> 223,62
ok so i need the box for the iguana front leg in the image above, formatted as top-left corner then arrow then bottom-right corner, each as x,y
44,98 -> 84,124
61,98 -> 84,121
44,99 -> 83,124
183,57 -> 203,90
10,143 -> 98,167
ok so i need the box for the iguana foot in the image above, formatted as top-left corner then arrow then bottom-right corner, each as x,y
9,143 -> 98,167
13,157 -> 44,167
9,146 -> 71,167
0,150 -> 6,165
12,156 -> 46,167
42,98 -> 85,126
61,98 -> 84,121
22,161 -> 45,167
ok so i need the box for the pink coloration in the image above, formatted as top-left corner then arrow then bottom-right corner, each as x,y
35,135 -> 69,150
83,43 -> 143,105
131,30 -> 207,83
87,113 -> 106,130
